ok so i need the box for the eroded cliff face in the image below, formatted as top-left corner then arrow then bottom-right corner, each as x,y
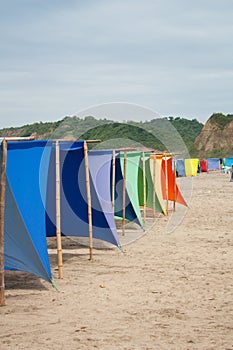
195,119 -> 233,157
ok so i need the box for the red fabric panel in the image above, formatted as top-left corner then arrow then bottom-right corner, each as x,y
201,159 -> 207,172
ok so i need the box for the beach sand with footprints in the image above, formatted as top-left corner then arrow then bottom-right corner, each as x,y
1,171 -> 233,349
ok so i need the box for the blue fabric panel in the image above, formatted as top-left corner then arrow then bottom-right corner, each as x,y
88,151 -> 120,247
45,145 -> 56,236
4,180 -> 51,282
59,141 -> 84,151
46,142 -> 120,247
176,159 -> 186,177
207,158 -> 220,170
225,158 -> 233,167
46,141 -> 85,236
172,159 -> 175,171
114,156 -> 140,225
5,141 -> 52,282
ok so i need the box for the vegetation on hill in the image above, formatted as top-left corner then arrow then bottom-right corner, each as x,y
80,122 -> 165,151
2,112 -> 233,157
209,113 -> 233,130
139,117 -> 203,155
0,121 -> 62,139
0,115 -> 204,156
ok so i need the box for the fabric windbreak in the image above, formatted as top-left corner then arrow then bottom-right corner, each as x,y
224,158 -> 233,168
46,143 -> 121,247
149,155 -> 167,215
200,159 -> 207,172
207,158 -> 220,171
5,140 -> 52,283
120,152 -> 143,227
138,154 -> 164,214
184,159 -> 199,176
88,150 -> 121,247
114,155 -> 141,226
176,159 -> 186,177
161,157 -> 187,207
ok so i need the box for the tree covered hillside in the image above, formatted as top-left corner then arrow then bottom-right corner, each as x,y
0,115 -> 203,156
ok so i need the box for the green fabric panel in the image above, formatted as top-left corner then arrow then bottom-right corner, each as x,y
120,152 -> 143,227
150,157 -> 167,215
145,158 -> 154,208
114,215 -> 129,221
138,161 -> 144,206
154,190 -> 164,213
138,155 -> 152,207
138,156 -> 164,213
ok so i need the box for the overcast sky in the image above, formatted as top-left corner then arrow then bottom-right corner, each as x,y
0,0 -> 233,127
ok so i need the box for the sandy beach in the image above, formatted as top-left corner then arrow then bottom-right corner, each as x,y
1,171 -> 233,350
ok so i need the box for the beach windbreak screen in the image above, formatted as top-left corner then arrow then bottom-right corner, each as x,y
5,141 -> 53,283
46,143 -> 121,247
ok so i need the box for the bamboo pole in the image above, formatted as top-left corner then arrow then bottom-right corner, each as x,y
112,150 -> 116,214
142,152 -> 146,224
122,151 -> 127,236
55,141 -> 63,279
4,136 -> 35,141
55,139 -> 101,144
173,158 -> 177,211
0,139 -> 7,306
84,141 -> 93,261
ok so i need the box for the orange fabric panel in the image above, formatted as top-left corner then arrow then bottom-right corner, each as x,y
161,157 -> 187,207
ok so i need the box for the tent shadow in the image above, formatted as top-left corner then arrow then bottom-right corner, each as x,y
4,270 -> 48,291
47,236 -> 117,270
47,236 -> 91,250
48,251 -> 91,269
47,236 -> 115,251
47,236 -> 94,269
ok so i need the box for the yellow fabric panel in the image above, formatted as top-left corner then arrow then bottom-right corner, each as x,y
185,158 -> 199,176
149,157 -> 167,215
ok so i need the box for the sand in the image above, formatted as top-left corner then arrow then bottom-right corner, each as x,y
1,171 -> 233,349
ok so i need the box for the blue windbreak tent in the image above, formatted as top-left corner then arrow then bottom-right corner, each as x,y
46,142 -> 121,247
88,150 -> 121,247
207,158 -> 220,171
176,159 -> 186,177
4,140 -> 53,284
225,157 -> 233,168
113,153 -> 142,227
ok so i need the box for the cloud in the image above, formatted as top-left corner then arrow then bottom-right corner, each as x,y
0,0 -> 233,127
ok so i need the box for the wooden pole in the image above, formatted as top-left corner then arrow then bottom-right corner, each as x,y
122,151 -> 127,236
84,141 -> 93,261
55,141 -> 63,279
152,155 -> 156,218
4,136 -> 35,141
173,157 -> 177,211
112,150 -> 116,214
0,139 -> 7,306
142,152 -> 146,224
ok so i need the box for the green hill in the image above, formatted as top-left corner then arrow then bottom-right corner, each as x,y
0,115 -> 203,156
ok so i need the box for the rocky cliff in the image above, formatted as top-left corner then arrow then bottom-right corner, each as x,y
194,113 -> 233,158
